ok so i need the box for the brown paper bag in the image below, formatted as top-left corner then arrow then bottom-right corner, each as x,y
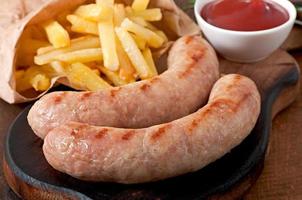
0,0 -> 200,104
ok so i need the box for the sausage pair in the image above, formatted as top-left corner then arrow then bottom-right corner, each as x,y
28,36 -> 260,184
43,74 -> 260,183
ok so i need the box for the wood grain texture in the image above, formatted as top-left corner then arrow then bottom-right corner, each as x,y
282,27 -> 302,51
244,52 -> 302,200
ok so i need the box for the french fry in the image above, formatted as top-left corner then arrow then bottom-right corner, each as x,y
121,18 -> 164,48
115,37 -> 136,82
18,0 -> 170,94
74,4 -> 113,22
92,69 -> 101,76
17,75 -> 51,92
67,15 -> 99,35
133,9 -> 162,21
125,6 -> 134,17
98,21 -> 119,71
67,63 -> 111,91
132,0 -> 150,12
43,21 -> 70,48
50,61 -> 68,75
154,30 -> 168,43
96,0 -> 114,5
113,4 -> 126,26
130,33 -> 147,50
129,17 -> 157,30
37,46 -> 55,55
97,2 -> 119,71
86,61 -> 102,69
128,17 -> 168,42
37,36 -> 100,55
99,66 -> 128,86
31,74 -> 51,91
54,48 -> 103,63
35,36 -> 100,65
16,66 -> 54,92
142,47 -> 158,78
115,27 -> 149,79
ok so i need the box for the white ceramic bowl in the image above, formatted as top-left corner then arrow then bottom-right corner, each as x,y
194,0 -> 297,63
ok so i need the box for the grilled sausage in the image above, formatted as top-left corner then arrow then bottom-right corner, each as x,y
28,35 -> 220,139
43,74 -> 261,184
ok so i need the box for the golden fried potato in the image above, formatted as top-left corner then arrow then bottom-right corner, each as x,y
132,0 -> 150,12
35,36 -> 100,65
75,4 -> 113,22
113,4 -> 126,26
43,21 -> 70,48
17,0 -> 170,93
16,66 -> 54,92
99,66 -> 128,86
115,38 -> 136,82
142,47 -> 158,78
132,9 -> 162,21
121,18 -> 164,48
67,15 -> 99,35
115,27 -> 149,79
67,63 -> 111,91
54,48 -> 103,63
97,2 -> 119,71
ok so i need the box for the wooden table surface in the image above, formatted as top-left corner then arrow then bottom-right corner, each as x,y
244,52 -> 302,200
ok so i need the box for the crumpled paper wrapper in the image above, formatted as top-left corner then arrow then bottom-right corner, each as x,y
0,0 -> 200,104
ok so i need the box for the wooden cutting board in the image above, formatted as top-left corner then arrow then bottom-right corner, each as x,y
2,50 -> 300,200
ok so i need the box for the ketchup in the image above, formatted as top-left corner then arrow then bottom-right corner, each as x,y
201,0 -> 289,31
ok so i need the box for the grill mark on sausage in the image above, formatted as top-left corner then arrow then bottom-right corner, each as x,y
191,51 -> 204,63
184,36 -> 194,44
53,93 -> 66,104
151,124 -> 172,142
95,128 -> 108,139
178,49 -> 204,79
110,87 -> 122,98
69,124 -> 89,139
210,99 -> 235,111
187,93 -> 250,134
210,94 -> 249,113
140,84 -> 151,91
122,130 -> 135,141
232,93 -> 250,112
187,119 -> 200,134
226,74 -> 242,91
80,92 -> 92,101
186,107 -> 211,134
209,97 -> 245,114
234,74 -> 242,81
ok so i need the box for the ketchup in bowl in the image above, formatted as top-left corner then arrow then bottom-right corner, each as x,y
201,0 -> 289,31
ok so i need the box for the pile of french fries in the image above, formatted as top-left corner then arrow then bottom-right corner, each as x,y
16,0 -> 168,93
